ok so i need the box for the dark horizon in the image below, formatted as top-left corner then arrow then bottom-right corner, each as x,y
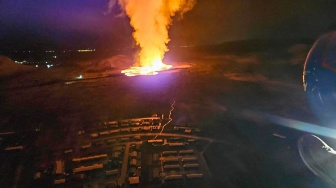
1,0 -> 336,52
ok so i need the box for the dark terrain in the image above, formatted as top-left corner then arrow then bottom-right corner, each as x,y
0,39 -> 329,187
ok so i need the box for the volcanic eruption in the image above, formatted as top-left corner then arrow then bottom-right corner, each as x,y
108,0 -> 196,76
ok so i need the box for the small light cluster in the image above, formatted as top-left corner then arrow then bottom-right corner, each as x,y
77,49 -> 96,52
14,60 -> 54,68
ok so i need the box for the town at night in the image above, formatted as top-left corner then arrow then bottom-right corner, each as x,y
2,1 -> 336,187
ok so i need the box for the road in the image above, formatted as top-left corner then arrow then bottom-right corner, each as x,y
94,132 -> 250,151
95,132 -> 213,142
117,143 -> 130,185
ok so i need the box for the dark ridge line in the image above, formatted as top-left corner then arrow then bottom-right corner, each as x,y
1,67 -> 187,91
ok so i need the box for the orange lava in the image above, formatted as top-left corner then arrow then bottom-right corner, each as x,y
121,59 -> 172,76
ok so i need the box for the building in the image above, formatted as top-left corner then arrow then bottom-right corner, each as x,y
112,151 -> 121,158
106,169 -> 119,176
55,160 -> 65,174
165,174 -> 183,180
5,146 -> 24,151
81,143 -> 92,149
54,178 -> 65,184
130,151 -> 138,158
162,151 -> 178,157
186,173 -> 203,179
168,142 -> 185,147
130,158 -> 137,166
163,164 -> 181,170
129,176 -> 140,185
183,163 -> 200,168
182,157 -> 198,162
180,150 -> 194,155
73,163 -> 103,173
72,154 -> 107,162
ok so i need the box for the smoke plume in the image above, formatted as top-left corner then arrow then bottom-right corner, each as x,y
108,0 -> 196,67
104,0 -> 117,15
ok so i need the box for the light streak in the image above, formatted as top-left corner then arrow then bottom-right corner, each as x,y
153,100 -> 175,139
259,112 -> 336,139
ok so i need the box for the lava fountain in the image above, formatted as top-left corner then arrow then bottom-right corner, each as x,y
109,0 -> 196,76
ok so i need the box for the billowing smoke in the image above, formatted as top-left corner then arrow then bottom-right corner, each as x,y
108,0 -> 196,75
104,0 -> 117,15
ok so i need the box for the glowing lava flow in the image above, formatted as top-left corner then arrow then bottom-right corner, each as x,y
121,60 -> 172,76
153,100 -> 175,139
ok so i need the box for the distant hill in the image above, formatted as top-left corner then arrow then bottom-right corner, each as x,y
195,38 -> 314,53
0,56 -> 34,77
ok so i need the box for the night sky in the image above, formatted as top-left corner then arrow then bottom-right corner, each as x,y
1,0 -> 336,50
